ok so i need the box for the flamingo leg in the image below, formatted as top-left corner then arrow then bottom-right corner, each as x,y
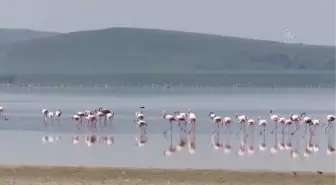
325,121 -> 331,134
236,122 -> 243,136
302,124 -> 308,138
163,121 -> 172,139
271,122 -> 278,134
291,124 -> 300,135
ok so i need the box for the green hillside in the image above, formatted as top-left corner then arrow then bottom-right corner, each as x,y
0,27 -> 334,75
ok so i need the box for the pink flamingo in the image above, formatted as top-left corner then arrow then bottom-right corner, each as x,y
134,107 -> 148,147
236,113 -> 248,156
71,114 -> 81,130
175,111 -> 188,151
209,112 -> 224,150
270,110 -> 282,154
222,116 -> 232,153
186,109 -> 197,154
162,110 -> 177,156
246,118 -> 256,155
257,117 -> 267,151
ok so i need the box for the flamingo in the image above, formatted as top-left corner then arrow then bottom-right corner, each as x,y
72,114 -> 81,129
86,113 -> 97,130
55,109 -> 62,123
236,113 -> 248,137
0,106 -> 4,120
77,111 -> 85,123
289,112 -> 302,135
274,117 -> 286,151
186,109 -> 197,154
100,108 -> 113,126
269,110 -> 283,154
95,110 -> 105,126
246,118 -> 256,155
135,107 -> 145,120
311,117 -> 321,152
326,114 -> 335,155
135,119 -> 148,147
48,112 -> 54,125
209,112 -> 223,150
236,113 -> 248,155
106,112 -> 114,125
42,109 -> 49,125
257,117 -> 267,151
283,119 -> 293,150
222,116 -> 232,153
175,111 -> 188,151
162,110 -> 177,156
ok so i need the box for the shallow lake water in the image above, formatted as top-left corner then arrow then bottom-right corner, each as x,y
0,86 -> 335,172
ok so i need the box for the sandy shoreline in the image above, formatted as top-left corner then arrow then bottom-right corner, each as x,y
0,165 -> 334,185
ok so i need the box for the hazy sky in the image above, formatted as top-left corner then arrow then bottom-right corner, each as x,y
0,0 -> 335,45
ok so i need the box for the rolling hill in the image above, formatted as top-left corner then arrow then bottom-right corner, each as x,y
0,27 -> 334,76
0,27 -> 334,86
0,28 -> 59,47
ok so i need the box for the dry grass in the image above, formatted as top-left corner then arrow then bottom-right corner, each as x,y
0,165 -> 334,185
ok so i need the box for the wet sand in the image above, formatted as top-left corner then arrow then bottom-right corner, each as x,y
0,165 -> 334,185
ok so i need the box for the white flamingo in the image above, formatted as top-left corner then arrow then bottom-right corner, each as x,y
106,112 -> 114,124
162,110 -> 177,156
275,117 -> 286,151
175,111 -> 188,151
186,109 -> 197,154
209,112 -> 223,150
326,114 -> 335,155
72,114 -> 81,130
0,106 -> 4,120
246,118 -> 256,155
48,112 -> 54,125
77,111 -> 85,123
283,119 -> 293,150
310,117 -> 321,152
289,112 -> 302,135
236,113 -> 248,156
134,107 -> 148,147
257,117 -> 267,151
42,109 -> 49,125
222,116 -> 232,153
135,119 -> 148,147
55,109 -> 62,123
269,110 -> 282,154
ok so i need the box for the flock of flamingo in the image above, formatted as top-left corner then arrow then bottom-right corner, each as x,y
0,105 -> 335,158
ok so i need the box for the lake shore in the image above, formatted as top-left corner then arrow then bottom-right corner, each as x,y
0,165 -> 334,185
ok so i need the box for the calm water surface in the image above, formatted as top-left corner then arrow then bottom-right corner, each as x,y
0,87 -> 335,172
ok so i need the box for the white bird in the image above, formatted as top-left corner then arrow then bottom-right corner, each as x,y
257,117 -> 267,151
42,109 -> 49,125
0,106 -> 4,120
55,109 -> 62,123
209,112 -> 223,150
48,112 -> 54,124
326,114 -> 335,155
187,109 -> 197,154
106,112 -> 114,124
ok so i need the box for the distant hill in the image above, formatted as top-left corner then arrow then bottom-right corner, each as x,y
0,27 -> 335,75
0,28 -> 59,47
